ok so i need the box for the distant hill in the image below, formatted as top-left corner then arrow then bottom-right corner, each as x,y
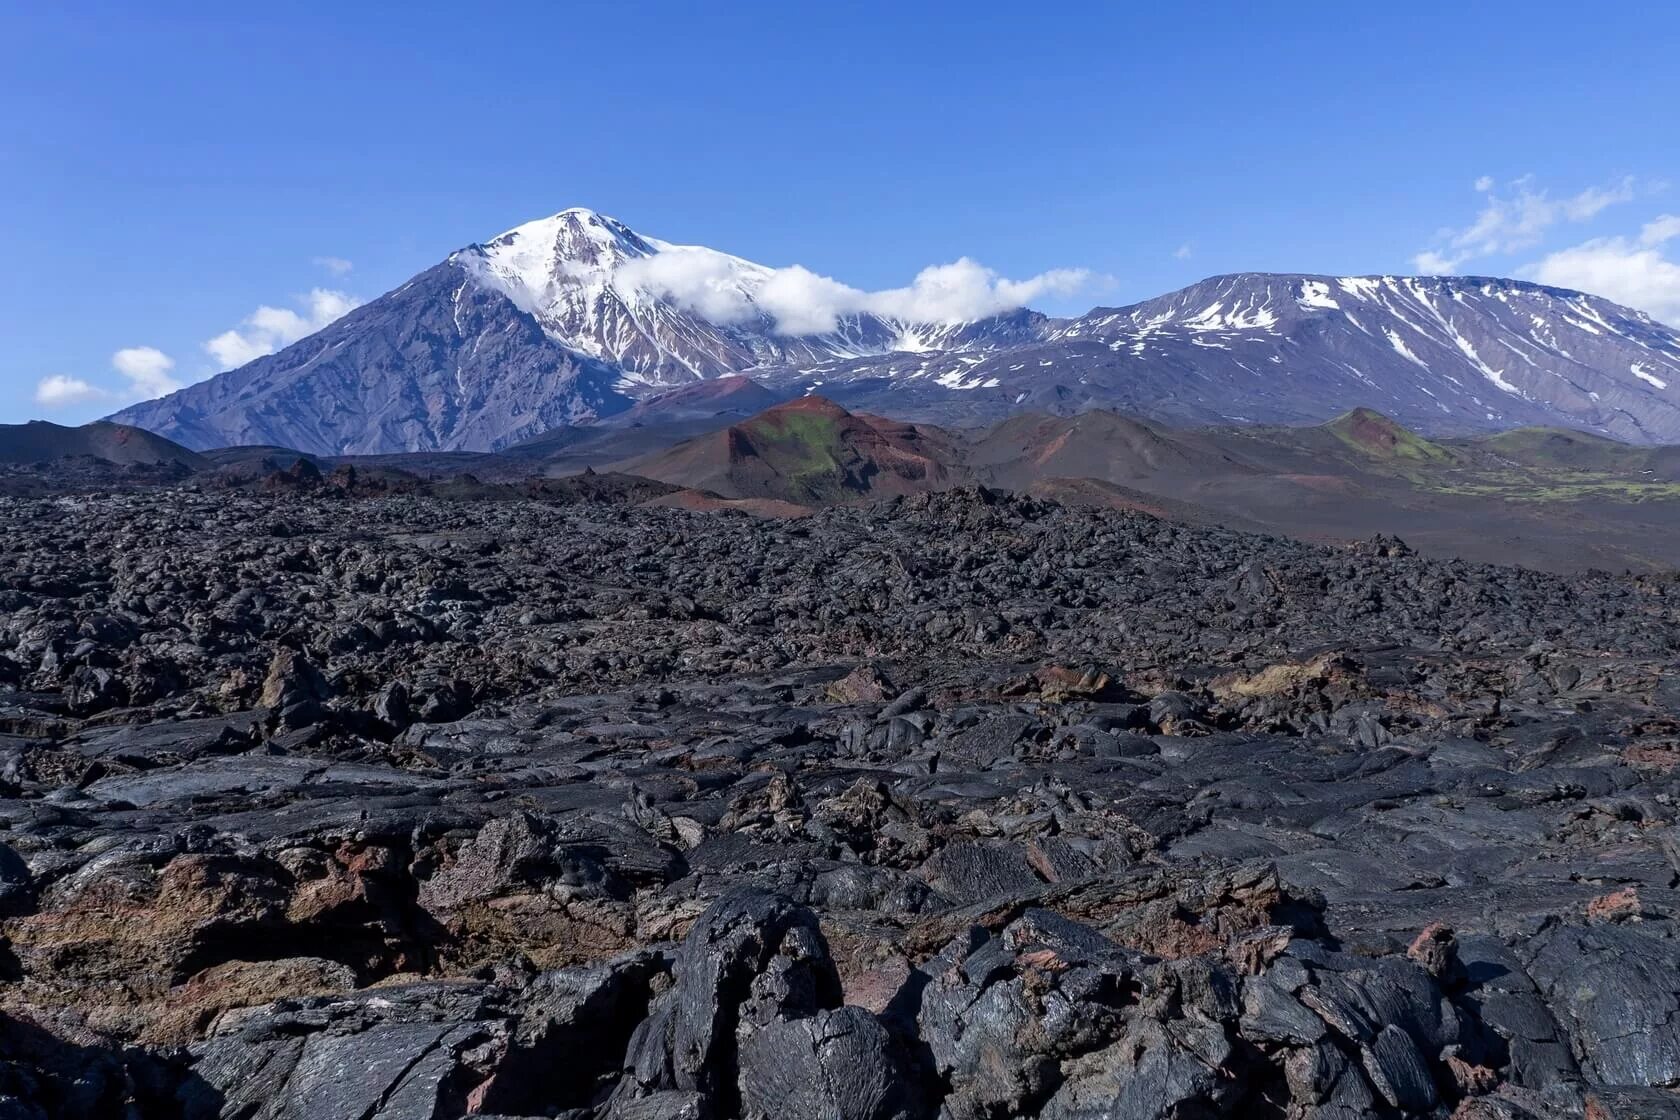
621,396 -> 962,503
1469,426 -> 1680,478
1321,407 -> 1460,464
966,410 -> 1243,490
0,420 -> 207,468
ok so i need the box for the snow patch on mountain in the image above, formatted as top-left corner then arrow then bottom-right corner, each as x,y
1634,363 -> 1670,390
1297,280 -> 1339,310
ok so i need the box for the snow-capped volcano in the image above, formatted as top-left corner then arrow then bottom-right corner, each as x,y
107,208 -> 1680,454
448,208 -> 973,386
105,207 -> 1044,453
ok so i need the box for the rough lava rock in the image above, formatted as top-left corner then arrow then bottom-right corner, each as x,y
0,485 -> 1677,1117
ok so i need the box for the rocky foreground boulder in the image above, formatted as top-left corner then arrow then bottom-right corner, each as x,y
0,486 -> 1677,1117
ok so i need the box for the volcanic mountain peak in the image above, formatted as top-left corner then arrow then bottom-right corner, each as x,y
449,208 -> 909,387
454,208 -> 764,325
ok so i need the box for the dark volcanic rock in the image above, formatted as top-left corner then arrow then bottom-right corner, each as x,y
0,485 -> 1677,1117
606,890 -> 842,1118
737,1006 -> 917,1120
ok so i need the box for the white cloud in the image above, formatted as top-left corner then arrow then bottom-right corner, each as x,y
1521,214 -> 1680,326
755,265 -> 866,335
1414,175 -> 1642,274
1411,251 -> 1469,275
313,256 -> 354,276
205,288 -> 362,369
33,375 -> 106,408
204,330 -> 272,370
867,258 -> 1093,325
111,346 -> 181,397
620,249 -> 1100,337
614,249 -> 766,326
1174,243 -> 1193,260
1412,251 -> 1465,275
32,347 -> 186,410
1640,215 -> 1680,247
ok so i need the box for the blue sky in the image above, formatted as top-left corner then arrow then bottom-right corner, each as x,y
5,1 -> 1679,423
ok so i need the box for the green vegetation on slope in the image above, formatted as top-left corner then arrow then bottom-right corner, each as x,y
744,407 -> 850,497
1241,410 -> 1680,504
1324,408 -> 1458,464
1475,427 -> 1647,472
1425,470 -> 1680,503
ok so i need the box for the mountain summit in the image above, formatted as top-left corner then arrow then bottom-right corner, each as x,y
110,211 -> 1680,453
448,208 -> 911,385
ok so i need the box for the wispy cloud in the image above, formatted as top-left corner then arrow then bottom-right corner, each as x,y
1414,174 -> 1645,274
619,250 -> 1101,337
1412,250 -> 1465,275
1521,214 -> 1680,326
1173,243 -> 1194,261
313,255 -> 354,277
204,288 -> 362,369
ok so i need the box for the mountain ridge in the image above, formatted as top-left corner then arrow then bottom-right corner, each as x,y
794,271 -> 1680,439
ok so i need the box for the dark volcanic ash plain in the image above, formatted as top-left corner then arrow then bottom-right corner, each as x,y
2,485 -> 1680,1119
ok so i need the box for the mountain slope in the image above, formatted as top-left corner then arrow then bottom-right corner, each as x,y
1081,275 -> 1680,438
109,262 -> 630,455
599,375 -> 791,428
